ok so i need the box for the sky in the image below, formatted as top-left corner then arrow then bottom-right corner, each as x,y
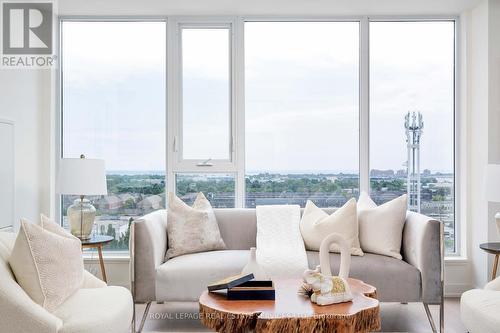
62,20 -> 455,174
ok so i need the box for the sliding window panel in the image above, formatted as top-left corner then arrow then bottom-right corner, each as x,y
61,21 -> 167,251
369,21 -> 456,253
175,173 -> 235,208
180,27 -> 232,162
245,22 -> 360,208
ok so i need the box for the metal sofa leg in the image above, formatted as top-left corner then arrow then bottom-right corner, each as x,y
440,300 -> 444,333
132,303 -> 135,333
136,302 -> 152,333
424,302 -> 443,333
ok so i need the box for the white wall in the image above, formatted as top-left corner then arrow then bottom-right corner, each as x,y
466,0 -> 490,289
0,70 -> 52,226
487,0 -> 500,280
57,0 -> 481,16
460,0 -> 500,288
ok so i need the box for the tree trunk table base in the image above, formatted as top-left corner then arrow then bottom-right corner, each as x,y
199,278 -> 380,333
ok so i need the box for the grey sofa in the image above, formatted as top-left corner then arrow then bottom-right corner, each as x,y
130,208 -> 443,332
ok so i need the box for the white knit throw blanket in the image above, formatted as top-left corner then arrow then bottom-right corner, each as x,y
256,205 -> 308,279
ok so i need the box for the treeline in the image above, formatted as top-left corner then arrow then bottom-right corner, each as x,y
105,173 -> 449,197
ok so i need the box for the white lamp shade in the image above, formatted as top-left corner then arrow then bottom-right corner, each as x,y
57,158 -> 108,196
485,164 -> 500,202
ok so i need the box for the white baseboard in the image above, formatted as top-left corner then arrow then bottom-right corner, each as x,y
445,282 -> 472,297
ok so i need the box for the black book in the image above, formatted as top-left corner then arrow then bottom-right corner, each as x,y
207,273 -> 254,291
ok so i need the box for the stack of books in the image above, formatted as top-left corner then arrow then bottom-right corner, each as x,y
207,273 -> 275,300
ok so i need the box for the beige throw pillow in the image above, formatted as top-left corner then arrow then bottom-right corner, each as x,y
9,216 -> 84,312
357,192 -> 408,259
166,192 -> 226,259
300,198 -> 363,256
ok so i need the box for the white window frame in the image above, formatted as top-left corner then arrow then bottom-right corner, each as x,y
56,17 -> 169,257
365,17 -> 461,257
57,15 -> 462,258
169,18 -> 237,169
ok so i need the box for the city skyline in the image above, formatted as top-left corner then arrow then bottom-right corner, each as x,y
102,168 -> 454,175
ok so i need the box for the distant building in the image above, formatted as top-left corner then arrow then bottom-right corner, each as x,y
370,169 -> 395,178
137,195 -> 163,210
396,169 -> 407,178
95,195 -> 122,210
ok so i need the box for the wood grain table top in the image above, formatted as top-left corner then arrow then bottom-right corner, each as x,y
199,278 -> 381,333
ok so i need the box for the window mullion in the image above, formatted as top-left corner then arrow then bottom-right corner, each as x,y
234,17 -> 245,208
360,17 -> 370,194
167,18 -> 178,198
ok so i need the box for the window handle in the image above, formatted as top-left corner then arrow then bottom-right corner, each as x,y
173,136 -> 179,152
196,158 -> 213,167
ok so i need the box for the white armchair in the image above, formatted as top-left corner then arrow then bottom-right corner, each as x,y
0,231 -> 133,333
461,276 -> 500,333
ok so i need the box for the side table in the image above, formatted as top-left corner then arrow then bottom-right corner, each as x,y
480,242 -> 500,280
81,235 -> 114,283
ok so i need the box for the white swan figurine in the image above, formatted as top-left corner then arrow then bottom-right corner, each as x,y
302,233 -> 353,305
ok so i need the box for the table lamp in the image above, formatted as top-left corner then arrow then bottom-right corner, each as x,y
57,155 -> 107,240
485,164 -> 500,237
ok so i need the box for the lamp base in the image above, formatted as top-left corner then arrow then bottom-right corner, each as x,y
67,198 -> 96,240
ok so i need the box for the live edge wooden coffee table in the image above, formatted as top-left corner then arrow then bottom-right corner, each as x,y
199,278 -> 381,333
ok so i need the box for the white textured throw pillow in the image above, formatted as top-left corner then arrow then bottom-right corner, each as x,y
357,192 -> 408,259
166,192 -> 226,259
300,198 -> 363,256
9,216 -> 84,312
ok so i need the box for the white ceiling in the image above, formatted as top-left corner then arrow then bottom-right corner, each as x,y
58,0 -> 482,16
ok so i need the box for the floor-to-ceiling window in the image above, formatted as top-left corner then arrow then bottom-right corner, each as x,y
369,21 -> 456,253
60,21 -> 167,250
244,22 -> 360,208
60,18 -> 457,255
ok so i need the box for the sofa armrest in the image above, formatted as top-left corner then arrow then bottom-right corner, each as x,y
402,211 -> 443,304
130,209 -> 167,302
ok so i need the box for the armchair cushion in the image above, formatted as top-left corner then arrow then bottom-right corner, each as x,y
461,289 -> 500,333
54,286 -> 133,333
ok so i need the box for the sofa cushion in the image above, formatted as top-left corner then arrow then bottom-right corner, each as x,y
166,192 -> 226,259
300,198 -> 363,256
357,192 -> 408,259
156,250 -> 248,301
214,209 -> 257,250
9,219 -> 84,312
54,286 -> 133,333
306,251 -> 421,302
